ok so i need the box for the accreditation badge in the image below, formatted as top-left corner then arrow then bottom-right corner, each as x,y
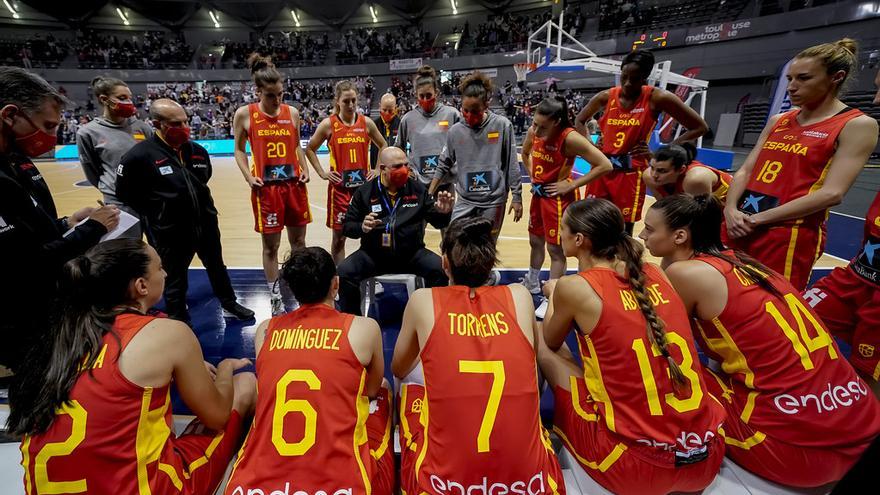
381,233 -> 392,247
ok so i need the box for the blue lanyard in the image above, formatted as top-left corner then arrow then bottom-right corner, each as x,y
377,181 -> 401,233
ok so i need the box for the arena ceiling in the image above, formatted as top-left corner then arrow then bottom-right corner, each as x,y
17,0 -> 517,29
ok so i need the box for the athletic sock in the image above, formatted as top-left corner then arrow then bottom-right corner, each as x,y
527,268 -> 540,282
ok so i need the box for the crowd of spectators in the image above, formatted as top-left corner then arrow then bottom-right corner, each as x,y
466,3 -> 586,52
336,26 -> 432,64
0,34 -> 67,68
598,0 -> 658,32
75,30 -> 193,69
218,31 -> 330,69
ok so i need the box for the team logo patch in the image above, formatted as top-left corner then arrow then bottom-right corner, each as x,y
549,228 -> 556,238
438,120 -> 449,129
420,155 -> 439,174
116,164 -> 124,175
371,204 -> 383,213
487,131 -> 500,143
159,165 -> 173,176
738,189 -> 780,214
266,213 -> 279,227
252,111 -> 259,119
342,169 -> 366,188
411,398 -> 423,414
859,344 -> 875,359
466,171 -> 492,193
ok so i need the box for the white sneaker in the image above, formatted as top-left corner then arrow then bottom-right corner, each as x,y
535,297 -> 549,319
270,293 -> 284,316
519,273 -> 541,294
374,282 -> 384,295
486,269 -> 502,286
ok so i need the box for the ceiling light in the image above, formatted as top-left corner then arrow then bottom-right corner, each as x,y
115,7 -> 129,26
4,0 -> 20,19
450,0 -> 457,15
209,10 -> 220,28
291,9 -> 300,27
369,4 -> 378,23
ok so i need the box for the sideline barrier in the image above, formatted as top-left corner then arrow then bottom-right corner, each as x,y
52,139 -> 329,160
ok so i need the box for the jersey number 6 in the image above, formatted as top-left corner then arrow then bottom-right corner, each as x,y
272,369 -> 321,456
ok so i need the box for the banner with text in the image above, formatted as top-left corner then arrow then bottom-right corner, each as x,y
685,20 -> 753,45
389,58 -> 423,71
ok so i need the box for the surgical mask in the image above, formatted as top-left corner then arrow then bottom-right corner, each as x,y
462,109 -> 484,128
419,97 -> 436,113
110,98 -> 137,118
380,109 -> 396,123
161,125 -> 191,149
12,112 -> 57,157
389,165 -> 410,188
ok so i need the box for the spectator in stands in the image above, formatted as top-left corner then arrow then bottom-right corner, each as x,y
338,147 -> 453,315
371,93 -> 400,167
77,76 -> 153,239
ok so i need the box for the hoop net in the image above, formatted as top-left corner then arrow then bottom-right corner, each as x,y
514,62 -> 537,82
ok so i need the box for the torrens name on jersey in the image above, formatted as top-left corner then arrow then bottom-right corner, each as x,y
268,326 -> 343,351
228,483 -> 354,495
337,136 -> 367,145
762,139 -> 809,156
620,283 -> 671,311
605,117 -> 642,127
446,311 -> 510,338
257,128 -> 293,137
428,471 -> 552,495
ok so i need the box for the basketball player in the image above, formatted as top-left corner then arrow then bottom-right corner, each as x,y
233,54 -> 310,314
225,247 -> 393,495
574,49 -> 709,235
396,65 -> 461,187
805,67 -> 880,397
539,198 -> 725,495
641,194 -> 880,487
392,217 -> 565,495
520,96 -> 612,298
11,239 -> 256,494
644,143 -> 731,203
306,81 -> 388,264
429,73 -> 522,240
725,39 -> 878,290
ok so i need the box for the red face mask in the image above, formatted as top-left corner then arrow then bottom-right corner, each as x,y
389,165 -> 410,188
419,97 -> 436,113
380,109 -> 396,123
110,98 -> 137,118
13,113 -> 57,157
162,125 -> 191,149
462,109 -> 484,128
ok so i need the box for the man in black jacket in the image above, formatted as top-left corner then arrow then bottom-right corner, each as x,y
116,99 -> 253,324
370,93 -> 400,167
0,66 -> 120,370
338,146 -> 453,315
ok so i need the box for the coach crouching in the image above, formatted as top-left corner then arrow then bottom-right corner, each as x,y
116,98 -> 253,324
338,146 -> 453,315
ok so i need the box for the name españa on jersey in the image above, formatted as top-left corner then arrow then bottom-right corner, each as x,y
606,117 -> 642,127
337,136 -> 367,145
447,311 -> 510,338
619,283 -> 671,311
268,326 -> 343,352
531,150 -> 554,163
762,138 -> 809,156
256,128 -> 293,137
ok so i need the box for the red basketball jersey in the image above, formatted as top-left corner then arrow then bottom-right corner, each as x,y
655,161 -> 732,204
248,103 -> 302,182
329,114 -> 371,189
692,252 -> 880,447
415,285 -> 561,494
575,265 -> 725,457
530,128 -> 576,184
21,314 -> 188,494
599,86 -> 658,169
849,191 -> 880,285
739,108 -> 864,228
226,304 -> 375,495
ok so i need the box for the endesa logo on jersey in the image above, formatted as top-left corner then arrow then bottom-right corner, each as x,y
228,484 -> 353,495
774,379 -> 870,415
428,471 -> 552,495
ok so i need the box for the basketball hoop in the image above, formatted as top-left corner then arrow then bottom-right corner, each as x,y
514,62 -> 536,82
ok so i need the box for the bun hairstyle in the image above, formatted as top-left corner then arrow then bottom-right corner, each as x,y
653,144 -> 693,171
651,194 -> 782,297
247,53 -> 282,88
415,64 -> 439,91
441,217 -> 499,287
535,95 -> 572,129
7,239 -> 152,436
90,76 -> 128,101
280,247 -> 337,304
459,72 -> 494,102
621,49 -> 655,80
796,38 -> 859,94
564,198 -> 687,392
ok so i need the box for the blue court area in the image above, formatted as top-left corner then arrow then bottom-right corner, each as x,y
171,265 -> 843,422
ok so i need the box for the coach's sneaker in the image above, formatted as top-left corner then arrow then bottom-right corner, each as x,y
518,272 -> 541,294
270,293 -> 284,316
223,301 -> 256,321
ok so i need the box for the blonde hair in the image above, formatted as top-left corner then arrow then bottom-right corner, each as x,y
796,38 -> 859,93
333,80 -> 357,114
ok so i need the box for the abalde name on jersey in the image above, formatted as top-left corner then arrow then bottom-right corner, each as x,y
619,283 -> 671,311
268,326 -> 343,352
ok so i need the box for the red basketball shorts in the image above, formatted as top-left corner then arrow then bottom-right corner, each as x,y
251,180 -> 311,234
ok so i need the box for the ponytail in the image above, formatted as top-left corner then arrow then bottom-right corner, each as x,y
652,194 -> 783,297
441,217 -> 498,287
7,239 -> 152,435
247,53 -> 282,89
535,96 -> 572,130
564,198 -> 687,391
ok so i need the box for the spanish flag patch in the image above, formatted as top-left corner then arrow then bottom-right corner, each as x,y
133,133 -> 146,141
438,120 -> 449,128
487,131 -> 500,143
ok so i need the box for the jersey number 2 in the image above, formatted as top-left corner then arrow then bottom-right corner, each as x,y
29,401 -> 88,494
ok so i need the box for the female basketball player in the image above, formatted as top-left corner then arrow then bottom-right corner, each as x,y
396,65 -> 460,187
77,76 -> 152,238
429,73 -> 522,240
574,49 -> 709,235
306,80 -> 388,264
725,39 -> 879,290
643,143 -> 731,203
392,217 -> 564,495
233,54 -> 311,315
539,198 -> 724,495
641,194 -> 880,487
520,96 -> 612,296
225,247 -> 393,495
10,239 -> 255,494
